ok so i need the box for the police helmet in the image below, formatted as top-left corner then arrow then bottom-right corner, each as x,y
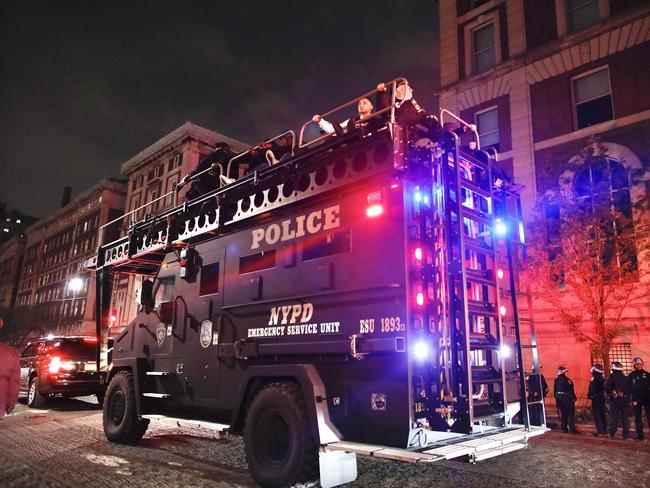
611,361 -> 624,371
591,364 -> 604,374
633,357 -> 644,369
557,365 -> 568,375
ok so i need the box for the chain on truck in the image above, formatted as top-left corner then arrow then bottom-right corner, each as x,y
85,78 -> 548,488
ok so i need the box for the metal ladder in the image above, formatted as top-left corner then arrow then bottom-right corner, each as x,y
437,135 -> 516,432
494,190 -> 546,428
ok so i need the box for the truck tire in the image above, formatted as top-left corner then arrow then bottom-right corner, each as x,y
243,382 -> 318,488
27,377 -> 46,408
103,370 -> 149,444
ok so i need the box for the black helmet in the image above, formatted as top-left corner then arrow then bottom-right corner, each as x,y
557,365 -> 568,375
611,361 -> 624,371
633,357 -> 644,369
591,364 -> 604,374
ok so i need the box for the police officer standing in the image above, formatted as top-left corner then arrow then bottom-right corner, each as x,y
526,365 -> 548,425
629,357 -> 649,441
604,361 -> 632,440
554,366 -> 577,433
587,364 -> 607,436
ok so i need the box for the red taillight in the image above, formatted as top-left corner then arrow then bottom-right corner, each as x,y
84,337 -> 98,343
366,204 -> 384,218
416,292 -> 425,306
366,191 -> 384,218
49,356 -> 61,374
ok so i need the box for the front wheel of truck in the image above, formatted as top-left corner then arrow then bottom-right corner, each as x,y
244,382 -> 318,488
103,370 -> 149,444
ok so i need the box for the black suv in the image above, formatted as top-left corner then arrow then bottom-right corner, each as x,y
20,336 -> 105,408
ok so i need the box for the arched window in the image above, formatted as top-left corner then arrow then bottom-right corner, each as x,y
573,157 -> 636,273
574,158 -> 631,216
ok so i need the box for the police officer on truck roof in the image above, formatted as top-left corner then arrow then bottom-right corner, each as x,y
376,79 -> 442,137
605,361 -> 633,440
629,357 -> 649,441
554,366 -> 577,433
526,364 -> 548,426
588,364 -> 608,437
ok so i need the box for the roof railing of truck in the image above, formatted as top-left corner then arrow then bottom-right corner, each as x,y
297,76 -> 406,150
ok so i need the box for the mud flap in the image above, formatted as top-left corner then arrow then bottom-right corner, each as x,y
319,449 -> 357,488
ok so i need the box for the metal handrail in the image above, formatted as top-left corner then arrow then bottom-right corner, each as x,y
439,109 -> 481,150
297,77 -> 406,149
225,130 -> 295,180
482,146 -> 499,162
97,188 -> 177,246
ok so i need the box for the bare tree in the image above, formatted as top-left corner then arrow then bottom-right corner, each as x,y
528,138 -> 649,374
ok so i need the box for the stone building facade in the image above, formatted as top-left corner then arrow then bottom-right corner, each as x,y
437,0 -> 650,399
110,122 -> 248,334
0,237 -> 26,311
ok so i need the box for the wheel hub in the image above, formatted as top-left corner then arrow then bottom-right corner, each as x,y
108,391 -> 126,425
258,410 -> 290,466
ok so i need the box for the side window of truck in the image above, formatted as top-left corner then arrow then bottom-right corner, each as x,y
199,262 -> 220,296
154,275 -> 176,308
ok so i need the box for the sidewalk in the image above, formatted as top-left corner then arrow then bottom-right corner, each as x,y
544,412 -> 646,441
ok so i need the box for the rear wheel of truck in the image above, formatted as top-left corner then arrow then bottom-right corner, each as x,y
243,382 -> 318,488
103,370 -> 149,443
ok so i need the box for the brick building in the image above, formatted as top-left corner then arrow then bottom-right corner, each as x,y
0,237 -> 26,311
437,0 -> 650,400
0,203 -> 38,246
110,122 -> 248,334
13,179 -> 126,338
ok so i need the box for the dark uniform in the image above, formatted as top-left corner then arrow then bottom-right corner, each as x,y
526,370 -> 548,426
185,143 -> 235,200
604,366 -> 631,439
587,367 -> 607,435
629,363 -> 650,441
554,369 -> 577,433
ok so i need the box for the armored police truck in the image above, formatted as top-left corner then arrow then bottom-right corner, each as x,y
87,80 -> 546,487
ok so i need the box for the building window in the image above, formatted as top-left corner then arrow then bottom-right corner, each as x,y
475,107 -> 499,148
593,343 -> 632,373
573,68 -> 613,129
473,23 -> 496,73
567,0 -> 600,33
574,158 -> 636,272
168,153 -> 183,172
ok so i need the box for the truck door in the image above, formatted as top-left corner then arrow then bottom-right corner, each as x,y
187,246 -> 224,400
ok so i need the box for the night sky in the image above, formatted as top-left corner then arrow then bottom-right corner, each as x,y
1,1 -> 439,218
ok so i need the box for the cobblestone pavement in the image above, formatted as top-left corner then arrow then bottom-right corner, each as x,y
1,397 -> 649,488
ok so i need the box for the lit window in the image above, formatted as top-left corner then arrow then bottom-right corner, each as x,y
475,107 -> 499,148
473,23 -> 496,73
567,0 -> 600,33
16,219 -> 21,224
573,68 -> 613,129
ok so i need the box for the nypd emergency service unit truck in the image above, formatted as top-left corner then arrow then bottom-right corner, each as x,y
87,81 -> 546,487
